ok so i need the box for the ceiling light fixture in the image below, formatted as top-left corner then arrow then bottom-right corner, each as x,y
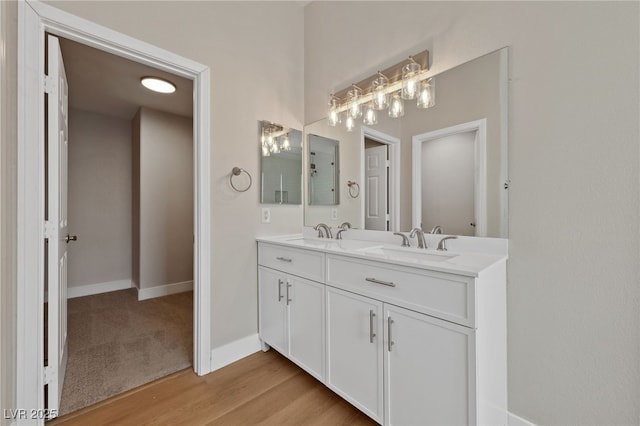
140,76 -> 177,94
260,121 -> 292,157
325,50 -> 434,131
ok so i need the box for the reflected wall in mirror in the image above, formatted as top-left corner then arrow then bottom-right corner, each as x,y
308,134 -> 339,205
303,47 -> 508,237
260,121 -> 302,205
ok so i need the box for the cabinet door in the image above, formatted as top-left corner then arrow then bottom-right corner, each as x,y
288,276 -> 325,381
326,286 -> 384,423
384,304 -> 476,426
258,267 -> 287,354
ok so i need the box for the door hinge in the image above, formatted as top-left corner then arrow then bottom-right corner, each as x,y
44,220 -> 55,239
386,160 -> 390,168
43,366 -> 54,385
44,75 -> 55,94
504,180 -> 510,190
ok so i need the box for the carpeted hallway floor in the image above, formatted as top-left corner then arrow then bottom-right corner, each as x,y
59,289 -> 193,415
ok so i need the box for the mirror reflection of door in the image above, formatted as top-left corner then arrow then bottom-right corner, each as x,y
421,131 -> 476,236
364,138 -> 389,230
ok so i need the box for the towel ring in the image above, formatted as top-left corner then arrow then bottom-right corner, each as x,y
230,167 -> 252,192
347,181 -> 360,198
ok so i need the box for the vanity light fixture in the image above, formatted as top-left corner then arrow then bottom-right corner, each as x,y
347,85 -> 363,118
363,102 -> 378,125
260,121 -> 292,157
140,76 -> 176,94
401,58 -> 421,100
416,78 -> 435,109
326,49 -> 433,130
389,91 -> 405,118
371,73 -> 389,110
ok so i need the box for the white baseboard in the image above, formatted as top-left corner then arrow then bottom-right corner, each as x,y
67,279 -> 133,299
210,334 -> 262,372
508,412 -> 537,426
136,280 -> 193,301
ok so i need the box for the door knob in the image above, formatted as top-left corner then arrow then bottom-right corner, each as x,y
65,234 -> 78,243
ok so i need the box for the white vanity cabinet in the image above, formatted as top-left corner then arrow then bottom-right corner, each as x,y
325,286 -> 384,422
258,244 -> 325,381
257,238 -> 507,426
384,304 -> 475,426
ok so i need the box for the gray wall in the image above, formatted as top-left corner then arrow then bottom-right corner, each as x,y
133,107 -> 193,290
67,108 -> 132,289
305,2 -> 639,424
42,1 -> 306,348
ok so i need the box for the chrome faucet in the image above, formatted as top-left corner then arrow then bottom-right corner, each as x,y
339,222 -> 352,229
409,228 -> 427,249
314,223 -> 333,239
336,228 -> 347,240
437,236 -> 458,251
393,232 -> 410,247
430,225 -> 443,234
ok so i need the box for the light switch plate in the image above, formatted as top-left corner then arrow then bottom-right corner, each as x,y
331,208 -> 338,220
261,208 -> 271,224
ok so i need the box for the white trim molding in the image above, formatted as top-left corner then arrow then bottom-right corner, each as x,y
17,0 -> 212,419
67,279 -> 133,299
508,412 -> 537,426
210,334 -> 262,372
360,126 -> 401,232
136,280 -> 194,301
412,119 -> 487,236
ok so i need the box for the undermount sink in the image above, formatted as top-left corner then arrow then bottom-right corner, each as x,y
285,237 -> 380,251
361,246 -> 458,262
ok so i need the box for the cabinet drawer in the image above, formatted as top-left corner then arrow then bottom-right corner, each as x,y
326,255 -> 475,328
258,243 -> 324,282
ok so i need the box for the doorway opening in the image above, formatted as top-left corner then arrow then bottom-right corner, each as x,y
17,1 -> 211,418
43,35 -> 196,415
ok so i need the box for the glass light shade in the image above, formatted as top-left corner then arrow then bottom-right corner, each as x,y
347,87 -> 362,118
345,114 -> 355,132
328,98 -> 341,127
262,144 -> 270,157
371,76 -> 389,110
417,78 -> 435,109
272,143 -> 280,154
363,103 -> 378,125
389,92 -> 404,118
401,62 -> 421,100
267,134 -> 274,146
140,76 -> 176,94
282,134 -> 291,151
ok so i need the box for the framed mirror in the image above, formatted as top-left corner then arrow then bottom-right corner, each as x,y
260,121 -> 302,205
303,47 -> 508,237
308,134 -> 339,205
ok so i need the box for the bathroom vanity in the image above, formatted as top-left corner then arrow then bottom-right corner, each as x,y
257,231 -> 507,425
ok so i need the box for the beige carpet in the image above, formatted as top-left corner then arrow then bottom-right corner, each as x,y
59,288 -> 192,415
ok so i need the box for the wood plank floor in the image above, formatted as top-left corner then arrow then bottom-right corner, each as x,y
48,349 -> 376,425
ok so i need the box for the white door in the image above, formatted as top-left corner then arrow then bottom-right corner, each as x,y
288,276 -> 325,381
46,34 -> 70,417
326,286 -> 384,423
365,145 -> 388,231
384,304 -> 476,426
258,267 -> 287,354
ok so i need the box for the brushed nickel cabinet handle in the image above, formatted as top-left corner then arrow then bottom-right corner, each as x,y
65,234 -> 78,243
369,310 -> 376,343
365,277 -> 396,287
277,279 -> 284,302
286,281 -> 292,305
276,257 -> 292,262
388,317 -> 394,352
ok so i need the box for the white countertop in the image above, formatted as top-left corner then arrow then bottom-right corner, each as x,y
256,233 -> 507,277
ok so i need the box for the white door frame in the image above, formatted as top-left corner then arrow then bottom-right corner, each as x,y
17,0 -> 212,417
360,126 -> 400,232
412,119 -> 487,236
